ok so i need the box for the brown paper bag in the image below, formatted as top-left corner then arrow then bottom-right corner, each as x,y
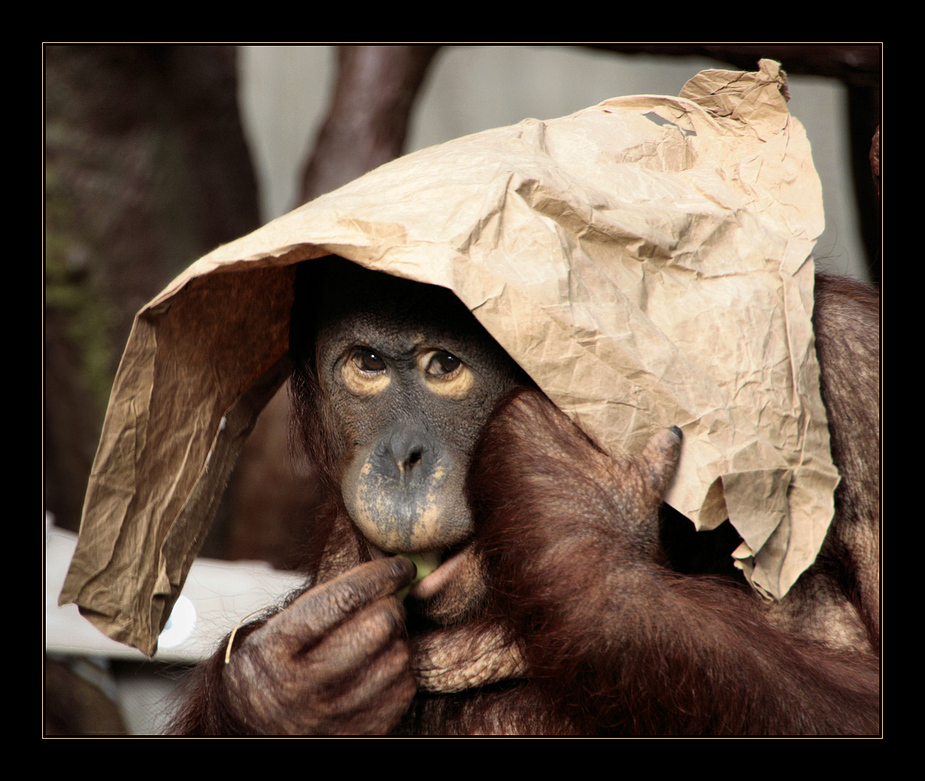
61,60 -> 838,656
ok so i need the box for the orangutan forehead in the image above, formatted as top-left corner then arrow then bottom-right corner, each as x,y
316,273 -> 471,333
318,307 -> 480,354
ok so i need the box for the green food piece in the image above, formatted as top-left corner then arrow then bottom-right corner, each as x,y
407,551 -> 441,583
396,551 -> 441,601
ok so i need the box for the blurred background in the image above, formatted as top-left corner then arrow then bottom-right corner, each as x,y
44,44 -> 881,735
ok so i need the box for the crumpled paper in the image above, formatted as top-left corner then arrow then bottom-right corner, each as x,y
60,59 -> 839,656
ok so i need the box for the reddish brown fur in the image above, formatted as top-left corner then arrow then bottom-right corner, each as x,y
169,272 -> 879,736
400,390 -> 879,735
759,275 -> 880,655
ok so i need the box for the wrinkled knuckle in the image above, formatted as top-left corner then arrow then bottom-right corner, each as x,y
367,598 -> 407,640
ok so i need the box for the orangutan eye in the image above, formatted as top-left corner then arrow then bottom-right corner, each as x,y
425,351 -> 462,377
351,348 -> 387,374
